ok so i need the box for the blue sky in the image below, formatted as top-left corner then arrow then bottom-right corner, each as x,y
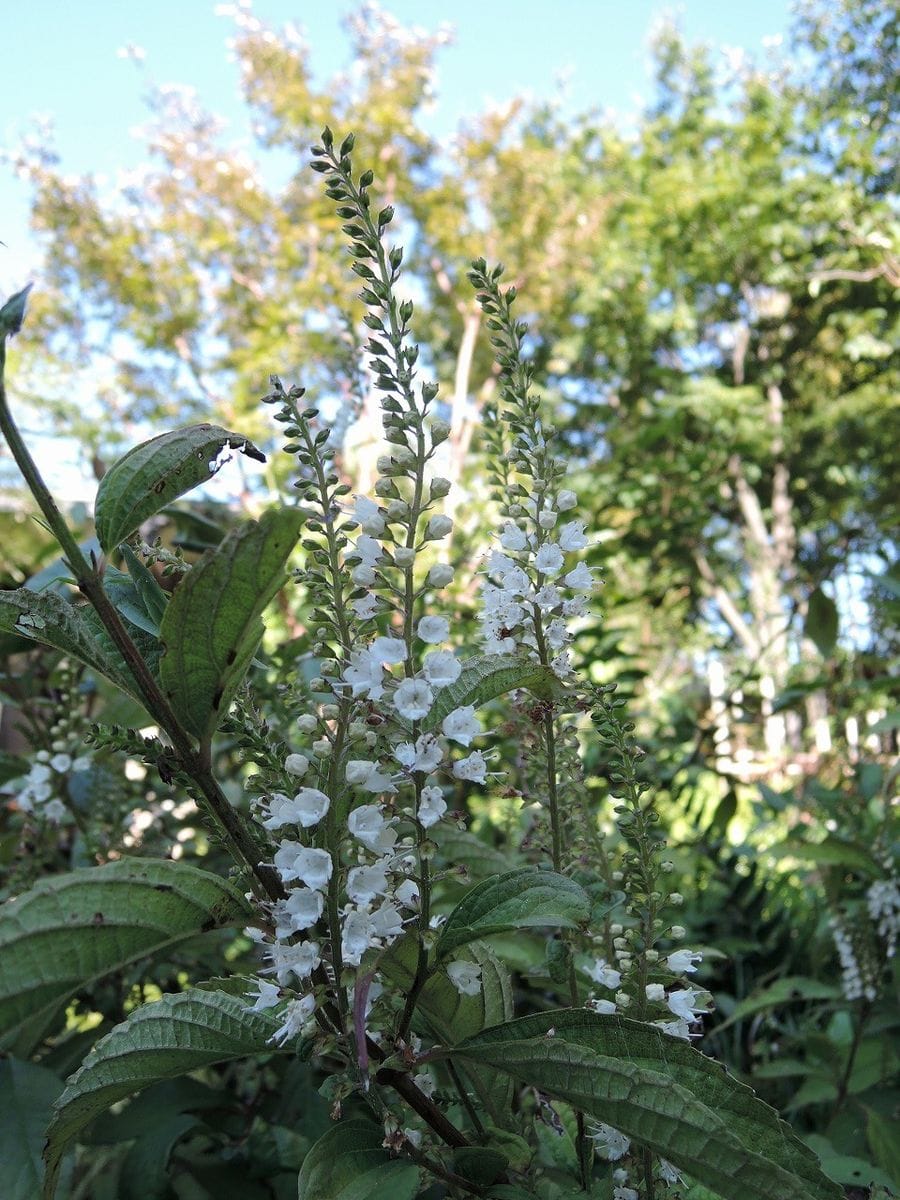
2,0 -> 793,293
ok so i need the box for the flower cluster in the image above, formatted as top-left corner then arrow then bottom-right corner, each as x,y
13,749 -> 91,824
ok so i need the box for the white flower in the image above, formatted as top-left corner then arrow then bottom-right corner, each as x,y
71,756 -> 92,772
354,534 -> 383,566
346,759 -> 397,793
352,594 -> 380,620
342,649 -> 385,699
613,1187 -> 639,1200
273,887 -> 324,933
589,1122 -> 630,1161
342,909 -> 376,965
563,562 -> 594,590
44,799 -> 67,824
659,1160 -> 682,1187
395,878 -> 420,908
348,804 -> 397,853
428,563 -> 455,587
50,753 -> 72,773
500,522 -> 528,551
588,998 -> 617,1015
418,786 -> 447,828
394,546 -> 416,567
370,635 -> 407,664
558,520 -> 587,551
394,677 -> 434,721
534,543 -> 564,574
557,489 -> 578,511
247,979 -> 281,1012
655,1017 -> 692,1040
284,753 -> 310,777
273,843 -> 333,890
370,900 -> 404,940
292,787 -> 331,827
538,509 -> 557,529
442,706 -> 481,747
347,860 -> 390,905
535,584 -> 561,609
453,750 -> 487,784
447,960 -> 482,996
423,650 -> 461,688
645,983 -> 666,1002
265,939 -> 321,985
666,949 -> 702,975
351,495 -> 385,535
270,994 -> 317,1046
666,986 -> 704,1022
395,734 -> 443,773
426,515 -> 453,540
417,615 -> 449,643
586,959 -> 621,989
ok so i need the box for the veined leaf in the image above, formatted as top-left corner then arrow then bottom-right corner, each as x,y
119,544 -> 169,629
0,1058 -> 72,1200
0,859 -> 251,1041
422,653 -> 569,732
437,869 -> 590,958
94,423 -> 266,552
102,567 -> 162,637
451,1010 -> 841,1200
43,988 -> 284,1199
297,1118 -> 420,1200
158,507 -> 303,742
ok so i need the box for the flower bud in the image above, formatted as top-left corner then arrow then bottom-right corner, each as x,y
614,991 -> 631,1009
557,489 -> 577,511
430,419 -> 451,443
427,563 -> 455,587
429,477 -> 451,499
425,515 -> 453,540
322,704 -> 339,719
387,499 -> 408,519
312,737 -> 331,757
670,925 -> 686,939
394,546 -> 416,567
297,715 -> 318,732
284,753 -> 310,777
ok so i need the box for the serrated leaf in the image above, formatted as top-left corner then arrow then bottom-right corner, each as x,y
94,424 -> 266,552
804,588 -> 838,657
437,869 -> 590,958
423,653 -> 569,732
43,988 -> 285,1199
0,1058 -> 72,1200
0,858 -> 251,1042
451,1009 -> 842,1200
297,1118 -> 420,1200
159,507 -> 303,741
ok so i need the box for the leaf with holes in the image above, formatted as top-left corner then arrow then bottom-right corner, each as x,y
0,858 -> 251,1042
451,1010 -> 842,1200
437,869 -> 590,958
159,507 -> 303,742
43,989 -> 286,1199
94,423 -> 266,552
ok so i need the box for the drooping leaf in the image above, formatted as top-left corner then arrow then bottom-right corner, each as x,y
451,1009 -> 842,1200
0,1058 -> 72,1200
119,543 -> 169,629
297,1118 -> 420,1200
158,507 -> 303,741
422,653 -> 569,732
94,424 -> 266,552
436,869 -> 590,958
804,587 -> 838,658
102,567 -> 162,636
43,988 -> 285,1199
0,858 -> 251,1041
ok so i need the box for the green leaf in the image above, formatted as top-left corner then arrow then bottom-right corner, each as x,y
0,282 -> 33,338
43,988 -> 285,1199
804,1135 -> 897,1192
422,653 -> 569,732
102,567 -> 163,636
0,1058 -> 72,1200
452,1146 -> 508,1187
120,543 -> 169,629
437,829 -> 518,880
297,1118 -> 420,1200
716,976 -> 842,1031
159,507 -> 303,741
805,588 -> 838,657
866,1108 -> 900,1190
436,869 -> 590,958
0,858 -> 251,1041
451,1009 -> 842,1200
770,837 -> 881,876
94,424 -> 266,552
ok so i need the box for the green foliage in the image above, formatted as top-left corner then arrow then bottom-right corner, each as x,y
422,654 -> 570,732
0,1058 -> 72,1200
297,1118 -> 420,1200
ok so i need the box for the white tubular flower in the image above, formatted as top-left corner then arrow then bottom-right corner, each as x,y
655,1017 -> 692,1040
347,860 -> 390,905
273,887 -> 324,934
270,994 -> 316,1046
348,804 -> 397,853
588,998 -> 617,1015
447,960 -> 482,996
395,734 -> 443,774
418,786 -> 447,828
417,615 -> 450,643
427,563 -> 454,587
563,562 -> 594,590
393,546 -> 416,567
246,979 -> 281,1012
587,959 -> 622,990
265,940 -> 321,985
557,489 -> 578,511
535,584 -> 561,609
442,705 -> 481,747
395,878 -> 420,908
589,1122 -> 630,1161
260,790 -> 328,831
393,678 -> 434,721
370,900 -> 404,940
453,750 -> 487,784
666,987 -> 704,1022
423,650 -> 461,688
558,520 -> 588,551
370,635 -> 408,664
351,495 -> 385,535
659,1160 -> 682,1187
426,515 -> 453,540
342,909 -> 376,965
534,543 -> 564,574
346,759 -> 397,794
352,594 -> 380,620
284,753 -> 310,777
342,649 -> 385,699
354,534 -> 383,566
500,521 -> 528,551
273,843 -> 333,890
666,949 -> 702,975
